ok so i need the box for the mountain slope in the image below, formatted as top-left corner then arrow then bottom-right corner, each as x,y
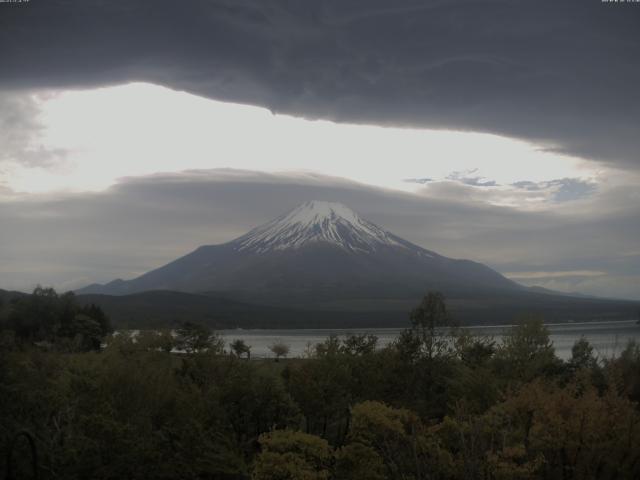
77,201 -> 519,302
74,202 -> 640,326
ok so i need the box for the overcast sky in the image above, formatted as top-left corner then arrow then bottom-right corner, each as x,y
1,0 -> 639,299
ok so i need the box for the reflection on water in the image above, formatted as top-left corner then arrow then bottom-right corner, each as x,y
218,320 -> 640,360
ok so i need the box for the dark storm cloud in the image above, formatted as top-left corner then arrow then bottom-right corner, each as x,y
1,0 -> 639,168
1,170 -> 639,299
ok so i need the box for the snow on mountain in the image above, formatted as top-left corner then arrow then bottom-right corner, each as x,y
233,201 -> 407,254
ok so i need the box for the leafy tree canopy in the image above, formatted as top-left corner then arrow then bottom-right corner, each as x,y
3,286 -> 111,351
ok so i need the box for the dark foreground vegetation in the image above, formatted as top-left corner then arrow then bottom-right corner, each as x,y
1,289 -> 640,479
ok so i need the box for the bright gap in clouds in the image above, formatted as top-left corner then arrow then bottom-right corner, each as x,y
9,82 -> 595,205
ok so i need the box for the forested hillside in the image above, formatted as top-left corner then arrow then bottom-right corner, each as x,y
1,291 -> 640,479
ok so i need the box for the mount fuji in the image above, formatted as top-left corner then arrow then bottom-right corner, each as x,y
77,201 -> 638,326
78,201 -> 518,300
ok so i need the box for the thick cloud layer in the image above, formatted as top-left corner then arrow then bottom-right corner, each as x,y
2,2 -> 638,300
1,170 -> 639,299
2,0 -> 639,168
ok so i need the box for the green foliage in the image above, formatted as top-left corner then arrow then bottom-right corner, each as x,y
454,328 -> 496,367
134,329 -> 176,353
340,333 -> 379,356
230,338 -> 252,359
349,400 -> 412,445
2,289 -> 640,479
493,315 -> 561,383
347,400 -> 457,479
571,336 -> 596,366
314,334 -> 341,357
313,333 -> 378,358
347,401 -> 419,478
286,351 -> 352,439
334,442 -> 386,480
269,342 -> 290,361
214,360 -> 302,441
252,430 -> 332,480
175,321 -> 223,354
0,347 -> 292,478
433,377 -> 640,479
410,291 -> 451,330
605,339 -> 640,403
4,286 -> 112,351
393,291 -> 458,366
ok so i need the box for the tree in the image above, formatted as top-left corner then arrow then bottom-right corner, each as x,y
78,303 -> 113,335
606,339 -> 640,404
8,286 -> 63,341
454,329 -> 496,367
494,315 -> 560,383
286,354 -> 352,439
314,335 -> 341,357
6,287 -> 111,351
570,336 -> 597,370
269,342 -> 290,362
348,401 -> 412,449
230,338 -> 251,360
485,379 -> 640,479
347,401 -> 446,479
252,430 -> 332,480
411,291 -> 451,329
175,321 -> 223,354
133,329 -> 175,353
334,443 -> 386,480
341,334 -> 378,356
155,329 -> 175,353
406,291 -> 456,360
67,313 -> 104,351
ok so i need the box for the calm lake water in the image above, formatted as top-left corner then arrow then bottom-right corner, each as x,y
218,320 -> 640,360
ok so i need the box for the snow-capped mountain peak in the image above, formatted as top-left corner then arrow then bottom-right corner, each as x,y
233,201 -> 404,253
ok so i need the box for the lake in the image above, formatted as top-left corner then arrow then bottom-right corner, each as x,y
218,320 -> 640,360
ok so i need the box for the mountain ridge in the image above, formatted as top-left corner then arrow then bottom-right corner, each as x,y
71,289 -> 640,329
77,201 -> 519,298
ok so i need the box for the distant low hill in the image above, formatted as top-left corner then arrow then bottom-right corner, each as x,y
1,286 -> 637,330
75,290 -> 405,329
74,289 -> 640,330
